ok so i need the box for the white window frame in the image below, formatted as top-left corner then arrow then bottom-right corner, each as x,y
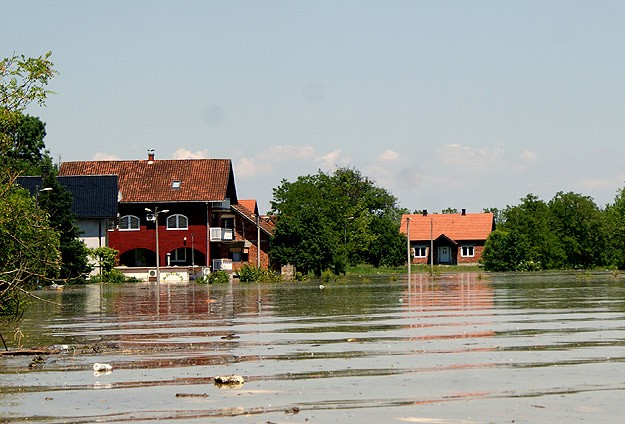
119,215 -> 140,231
166,214 -> 188,230
413,246 -> 427,258
461,245 -> 475,257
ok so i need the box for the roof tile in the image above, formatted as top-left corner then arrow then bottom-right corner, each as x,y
59,159 -> 234,203
401,212 -> 495,241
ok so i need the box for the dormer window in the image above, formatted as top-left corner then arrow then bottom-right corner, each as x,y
172,180 -> 182,189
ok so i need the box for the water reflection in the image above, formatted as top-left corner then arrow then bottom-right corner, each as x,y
2,273 -> 625,423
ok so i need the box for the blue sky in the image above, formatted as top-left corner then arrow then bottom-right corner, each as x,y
4,1 -> 625,214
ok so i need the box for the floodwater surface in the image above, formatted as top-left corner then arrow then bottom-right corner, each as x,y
1,272 -> 625,423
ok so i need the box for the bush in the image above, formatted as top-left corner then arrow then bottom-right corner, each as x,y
196,270 -> 230,284
89,269 -> 140,283
237,265 -> 280,282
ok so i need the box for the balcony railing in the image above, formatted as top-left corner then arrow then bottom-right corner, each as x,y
209,227 -> 234,241
212,258 -> 233,271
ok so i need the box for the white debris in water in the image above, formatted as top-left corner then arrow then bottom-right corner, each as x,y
93,363 -> 113,372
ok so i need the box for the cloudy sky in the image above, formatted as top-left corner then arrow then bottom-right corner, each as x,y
4,1 -> 625,213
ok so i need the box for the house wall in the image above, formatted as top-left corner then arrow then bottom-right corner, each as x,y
410,240 -> 486,265
108,202 -> 271,271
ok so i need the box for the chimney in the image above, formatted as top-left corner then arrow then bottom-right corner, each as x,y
422,209 -> 428,216
147,149 -> 155,163
461,208 -> 466,216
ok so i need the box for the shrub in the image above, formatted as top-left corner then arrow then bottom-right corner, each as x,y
237,265 -> 280,282
196,270 -> 230,285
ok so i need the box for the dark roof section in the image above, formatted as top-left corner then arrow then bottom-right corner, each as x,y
59,158 -> 237,204
17,175 -> 118,219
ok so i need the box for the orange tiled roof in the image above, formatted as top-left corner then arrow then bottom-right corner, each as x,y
401,212 -> 494,241
59,158 -> 235,203
231,200 -> 276,235
238,199 -> 258,215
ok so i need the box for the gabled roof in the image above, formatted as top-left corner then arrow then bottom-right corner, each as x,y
16,175 -> 118,219
231,200 -> 276,236
401,212 -> 495,242
59,158 -> 237,204
238,199 -> 258,216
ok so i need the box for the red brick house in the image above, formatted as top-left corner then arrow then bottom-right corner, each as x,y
59,153 -> 274,280
401,210 -> 495,265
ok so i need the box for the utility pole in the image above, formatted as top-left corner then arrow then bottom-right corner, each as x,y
406,217 -> 411,276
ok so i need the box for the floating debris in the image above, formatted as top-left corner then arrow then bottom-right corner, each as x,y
93,363 -> 113,372
176,393 -> 209,398
221,334 -> 240,340
214,374 -> 244,387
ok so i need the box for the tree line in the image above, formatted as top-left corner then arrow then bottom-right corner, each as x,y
481,190 -> 625,271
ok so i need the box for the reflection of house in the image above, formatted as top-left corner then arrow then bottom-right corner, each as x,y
59,152 -> 274,279
401,210 -> 495,265
16,175 -> 119,249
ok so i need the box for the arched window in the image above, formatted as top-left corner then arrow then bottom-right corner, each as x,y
167,214 -> 188,230
119,215 -> 140,231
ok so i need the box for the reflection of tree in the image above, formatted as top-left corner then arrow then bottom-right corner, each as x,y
270,278 -> 406,318
494,273 -> 625,312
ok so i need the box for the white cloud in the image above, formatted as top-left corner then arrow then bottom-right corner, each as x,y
234,145 -> 315,178
172,148 -> 211,159
378,149 -> 399,162
316,149 -> 343,170
439,143 -> 504,171
92,152 -> 120,160
520,150 -> 537,164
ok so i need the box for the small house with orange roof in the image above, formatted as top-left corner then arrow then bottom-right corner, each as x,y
401,209 -> 495,265
59,151 -> 274,281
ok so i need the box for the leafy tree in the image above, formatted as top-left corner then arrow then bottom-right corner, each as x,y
481,229 -> 529,271
0,113 -> 53,176
270,167 -> 405,275
0,185 -> 60,320
1,51 -> 58,322
39,171 -> 92,283
502,194 -> 565,269
604,187 -> 625,269
441,207 -> 458,214
547,191 -> 605,268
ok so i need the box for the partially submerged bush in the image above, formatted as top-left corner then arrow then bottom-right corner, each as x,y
196,270 -> 230,284
237,265 -> 280,282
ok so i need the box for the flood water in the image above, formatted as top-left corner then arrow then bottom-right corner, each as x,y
2,272 -> 625,423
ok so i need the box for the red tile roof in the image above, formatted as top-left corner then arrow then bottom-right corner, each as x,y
59,158 -> 236,203
238,199 -> 258,215
231,201 -> 276,236
401,212 -> 494,241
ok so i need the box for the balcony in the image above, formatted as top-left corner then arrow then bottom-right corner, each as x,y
212,258 -> 233,271
210,227 -> 234,242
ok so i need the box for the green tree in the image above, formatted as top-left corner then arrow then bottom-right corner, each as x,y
0,113 -> 53,176
39,171 -> 92,283
604,187 -> 625,269
481,229 -> 529,271
1,52 -> 59,322
502,194 -> 564,269
547,191 -> 605,269
270,167 -> 405,275
441,207 -> 458,214
0,185 -> 60,320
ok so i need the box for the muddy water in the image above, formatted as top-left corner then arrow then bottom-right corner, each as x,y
1,272 -> 625,423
